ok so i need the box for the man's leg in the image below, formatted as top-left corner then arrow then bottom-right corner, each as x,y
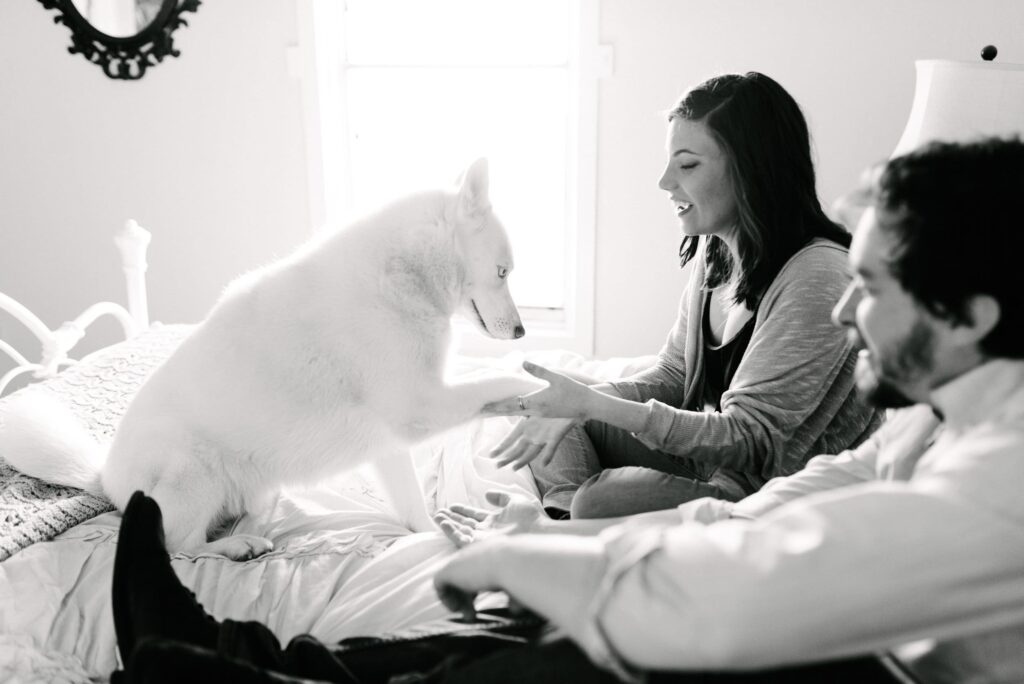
443,638 -> 907,684
113,491 -> 538,684
442,638 -> 620,683
112,491 -> 220,661
114,493 -> 908,684
113,491 -> 363,682
120,638 -> 305,684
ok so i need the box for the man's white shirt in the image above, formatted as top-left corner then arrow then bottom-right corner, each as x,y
572,359 -> 1024,683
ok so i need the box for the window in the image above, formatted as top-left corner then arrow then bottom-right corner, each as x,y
296,0 -> 602,356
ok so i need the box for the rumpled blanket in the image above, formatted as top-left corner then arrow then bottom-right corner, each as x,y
0,324 -> 192,561
0,328 -> 655,683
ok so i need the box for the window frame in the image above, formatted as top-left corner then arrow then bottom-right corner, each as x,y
294,0 -> 601,357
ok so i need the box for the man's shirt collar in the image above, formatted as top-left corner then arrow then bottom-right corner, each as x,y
930,359 -> 1024,431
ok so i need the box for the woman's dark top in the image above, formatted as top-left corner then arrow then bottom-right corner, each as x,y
700,290 -> 756,412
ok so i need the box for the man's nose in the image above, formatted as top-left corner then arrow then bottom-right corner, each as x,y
831,284 -> 858,328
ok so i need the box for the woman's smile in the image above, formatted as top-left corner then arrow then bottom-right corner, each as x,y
658,118 -> 737,237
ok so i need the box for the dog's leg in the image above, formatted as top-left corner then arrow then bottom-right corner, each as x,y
197,533 -> 275,561
147,476 -> 274,561
413,373 -> 546,437
372,449 -> 436,533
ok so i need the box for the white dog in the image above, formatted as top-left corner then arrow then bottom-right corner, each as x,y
0,158 -> 541,560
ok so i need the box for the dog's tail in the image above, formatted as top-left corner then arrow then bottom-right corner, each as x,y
0,390 -> 105,495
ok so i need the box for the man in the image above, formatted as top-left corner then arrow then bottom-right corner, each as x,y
112,138 -> 1024,683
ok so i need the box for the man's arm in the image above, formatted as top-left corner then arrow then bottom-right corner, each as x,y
439,446 -> 1024,675
727,404 -> 938,519
434,533 -> 608,629
592,483 -> 1024,671
453,407 -> 902,545
439,415 -> 895,547
436,493 -> 684,546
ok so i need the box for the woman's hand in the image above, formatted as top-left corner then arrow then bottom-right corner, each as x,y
435,490 -> 546,548
481,361 -> 596,421
488,416 -> 577,470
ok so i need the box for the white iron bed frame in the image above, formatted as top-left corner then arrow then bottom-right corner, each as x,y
0,220 -> 152,396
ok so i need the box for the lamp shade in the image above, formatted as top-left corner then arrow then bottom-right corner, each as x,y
893,59 -> 1024,157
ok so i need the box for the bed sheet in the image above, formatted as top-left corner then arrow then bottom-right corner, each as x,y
0,347 -> 655,683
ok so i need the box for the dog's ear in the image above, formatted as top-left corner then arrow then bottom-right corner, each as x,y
455,158 -> 492,219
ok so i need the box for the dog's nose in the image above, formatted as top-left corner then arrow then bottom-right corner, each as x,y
514,325 -> 525,339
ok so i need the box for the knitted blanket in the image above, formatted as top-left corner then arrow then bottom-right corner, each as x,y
0,324 -> 192,561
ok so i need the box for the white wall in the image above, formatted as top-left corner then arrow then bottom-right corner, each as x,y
0,0 -> 310,357
2,1 -> 1023,364
595,0 -> 1024,357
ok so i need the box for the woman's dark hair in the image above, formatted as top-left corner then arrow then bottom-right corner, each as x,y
670,72 -> 849,308
874,136 -> 1024,359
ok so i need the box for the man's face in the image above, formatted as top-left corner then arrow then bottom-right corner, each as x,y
831,207 -> 939,407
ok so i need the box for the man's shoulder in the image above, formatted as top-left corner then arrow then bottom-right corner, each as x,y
867,404 -> 943,466
878,405 -> 940,433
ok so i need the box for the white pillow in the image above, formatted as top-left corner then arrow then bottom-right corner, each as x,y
0,324 -> 192,560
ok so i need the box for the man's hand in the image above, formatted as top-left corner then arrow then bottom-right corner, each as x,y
434,534 -> 607,628
435,490 -> 546,548
434,536 -> 509,620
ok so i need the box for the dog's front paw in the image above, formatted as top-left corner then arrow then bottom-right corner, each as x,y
203,534 -> 274,561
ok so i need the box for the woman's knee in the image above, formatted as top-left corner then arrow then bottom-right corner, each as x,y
570,466 -> 715,519
570,467 -> 655,519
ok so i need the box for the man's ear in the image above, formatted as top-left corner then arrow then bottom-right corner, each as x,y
832,164 -> 883,232
952,294 -> 1001,345
456,158 -> 492,219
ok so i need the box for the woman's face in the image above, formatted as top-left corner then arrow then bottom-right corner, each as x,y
658,117 -> 738,239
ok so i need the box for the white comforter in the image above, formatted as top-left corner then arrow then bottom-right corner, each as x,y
0,350 -> 653,683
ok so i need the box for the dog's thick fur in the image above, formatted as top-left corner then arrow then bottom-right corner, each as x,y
0,159 -> 541,559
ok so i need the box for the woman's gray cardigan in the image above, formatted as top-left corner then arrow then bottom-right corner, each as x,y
610,238 -> 884,496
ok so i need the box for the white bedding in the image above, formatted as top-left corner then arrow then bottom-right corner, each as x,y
0,347 -> 654,683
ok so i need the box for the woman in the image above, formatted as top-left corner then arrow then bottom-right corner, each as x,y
485,72 -> 882,518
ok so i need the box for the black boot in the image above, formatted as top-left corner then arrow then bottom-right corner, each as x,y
112,491 -> 220,664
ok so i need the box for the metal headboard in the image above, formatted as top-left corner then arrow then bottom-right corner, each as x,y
0,220 -> 152,396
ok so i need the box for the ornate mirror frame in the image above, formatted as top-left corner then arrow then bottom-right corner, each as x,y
38,0 -> 201,80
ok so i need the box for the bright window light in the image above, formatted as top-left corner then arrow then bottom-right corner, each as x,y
345,66 -> 568,308
300,0 -> 598,354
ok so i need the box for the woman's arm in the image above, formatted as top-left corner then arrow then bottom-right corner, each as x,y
482,275 -> 697,469
483,362 -> 645,426
623,244 -> 867,476
480,363 -> 658,469
484,245 -> 868,479
482,368 -> 634,470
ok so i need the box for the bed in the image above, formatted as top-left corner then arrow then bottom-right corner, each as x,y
0,221 -> 653,682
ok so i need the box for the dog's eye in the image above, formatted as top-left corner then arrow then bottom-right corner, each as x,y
497,266 -> 509,279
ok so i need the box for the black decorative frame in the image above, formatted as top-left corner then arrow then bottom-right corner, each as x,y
38,0 -> 201,80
